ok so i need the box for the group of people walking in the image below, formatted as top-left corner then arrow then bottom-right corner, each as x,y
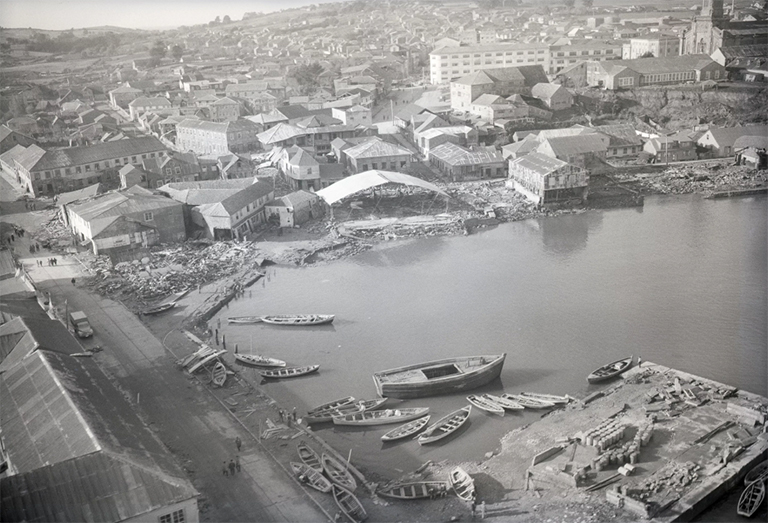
222,436 -> 244,477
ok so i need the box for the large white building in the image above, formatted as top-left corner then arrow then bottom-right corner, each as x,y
548,41 -> 623,74
623,35 -> 681,60
429,43 -> 550,84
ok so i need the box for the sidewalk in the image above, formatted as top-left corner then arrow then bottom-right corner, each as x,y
28,263 -> 330,522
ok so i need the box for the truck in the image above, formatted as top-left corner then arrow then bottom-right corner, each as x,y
69,311 -> 93,338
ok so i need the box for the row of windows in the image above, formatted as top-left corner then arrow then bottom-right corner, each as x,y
438,49 -> 545,61
555,49 -> 615,57
358,160 -> 408,171
40,152 -> 164,179
640,71 -> 696,84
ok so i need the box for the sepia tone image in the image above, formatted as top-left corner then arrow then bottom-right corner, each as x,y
0,0 -> 766,521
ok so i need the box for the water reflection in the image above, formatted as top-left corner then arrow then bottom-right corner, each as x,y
352,237 -> 446,268
538,210 -> 604,258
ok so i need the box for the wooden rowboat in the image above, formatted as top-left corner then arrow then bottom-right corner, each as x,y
228,316 -> 263,324
745,460 -> 768,486
305,403 -> 365,424
501,393 -> 554,409
308,396 -> 356,415
333,407 -> 430,426
297,441 -> 322,472
737,478 -> 765,518
484,393 -> 524,410
587,356 -> 633,383
291,462 -> 332,493
449,467 -> 476,502
467,394 -> 505,416
187,349 -> 227,373
211,361 -> 227,387
373,354 -> 506,399
417,406 -> 471,445
332,484 -> 367,523
234,353 -> 286,367
260,364 -> 319,379
322,453 -> 357,491
381,415 -> 431,442
520,392 -> 571,405
377,480 -> 449,500
261,314 -> 335,326
358,398 -> 388,411
142,302 -> 176,315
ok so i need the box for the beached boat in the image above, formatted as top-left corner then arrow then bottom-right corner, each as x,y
322,453 -> 357,491
304,403 -> 365,424
260,314 -> 335,326
449,467 -> 476,502
187,349 -> 227,374
373,354 -> 506,399
358,398 -> 388,411
332,484 -> 367,523
142,302 -> 176,315
234,353 -> 286,367
501,393 -> 554,409
308,396 -> 356,415
334,407 -> 430,426
587,356 -> 634,383
417,406 -> 471,445
227,316 -> 263,324
484,393 -> 524,411
381,415 -> 431,442
291,462 -> 332,493
520,392 -> 571,405
260,364 -> 319,379
211,362 -> 227,387
297,441 -> 322,472
467,394 -> 505,416
737,478 -> 765,518
377,480 -> 449,500
745,460 -> 768,486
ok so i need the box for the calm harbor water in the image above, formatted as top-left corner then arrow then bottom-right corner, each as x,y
214,194 -> 767,487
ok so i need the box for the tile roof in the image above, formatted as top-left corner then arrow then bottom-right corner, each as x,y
30,137 -> 166,172
0,144 -> 28,166
509,151 -> 570,175
67,190 -> 180,237
257,122 -> 306,144
592,124 -> 643,147
289,147 -> 319,166
703,125 -> 768,147
199,180 -> 274,216
430,142 -> 503,166
158,178 -> 257,205
539,134 -> 608,158
530,83 -> 565,99
12,144 -> 47,171
129,96 -> 171,108
344,137 -> 412,159
716,44 -> 768,59
281,190 -> 321,208
471,94 -> 507,106
602,54 -> 718,74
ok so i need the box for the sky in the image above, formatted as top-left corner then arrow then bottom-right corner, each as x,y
0,0 -> 337,31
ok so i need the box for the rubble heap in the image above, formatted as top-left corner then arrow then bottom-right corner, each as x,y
625,164 -> 767,195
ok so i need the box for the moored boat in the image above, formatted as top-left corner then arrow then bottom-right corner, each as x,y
322,453 -> 357,491
377,480 -> 449,500
501,393 -> 555,409
142,302 -> 176,315
744,460 -> 768,486
520,392 -> 571,405
297,441 -> 322,472
304,403 -> 365,424
587,356 -> 634,383
291,462 -> 332,493
358,398 -> 388,411
381,415 -> 431,442
260,364 -> 319,379
211,361 -> 227,387
417,406 -> 471,445
308,396 -> 356,415
261,314 -> 335,326
484,393 -> 524,410
737,478 -> 765,518
332,484 -> 367,523
227,316 -> 263,324
467,394 -> 504,416
234,353 -> 286,367
333,407 -> 430,426
449,467 -> 476,502
373,354 -> 506,399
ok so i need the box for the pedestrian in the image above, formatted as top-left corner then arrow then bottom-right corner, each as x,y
471,499 -> 476,519
71,278 -> 76,285
222,335 -> 226,351
234,344 -> 238,354
54,258 -> 57,266
480,500 -> 486,519
279,409 -> 285,422
292,407 -> 297,421
235,455 -> 241,472
217,318 -> 221,329
228,459 -> 236,475
235,436 -> 242,452
215,329 -> 219,345
223,461 -> 229,476
9,234 -> 14,242
198,284 -> 201,294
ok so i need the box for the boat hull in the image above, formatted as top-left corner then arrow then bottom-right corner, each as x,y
380,415 -> 430,442
374,354 -> 506,399
261,365 -> 319,379
587,356 -> 633,383
417,406 -> 471,445
323,454 -> 357,491
234,353 -> 285,367
333,407 -> 430,426
378,481 -> 449,500
297,442 -> 322,472
467,394 -> 504,416
332,484 -> 367,523
449,467 -> 476,502
291,462 -> 332,493
737,478 -> 765,517
261,314 -> 335,326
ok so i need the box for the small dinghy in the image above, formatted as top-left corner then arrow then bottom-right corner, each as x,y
332,484 -> 367,523
501,393 -> 554,409
381,415 -> 431,442
297,441 -> 322,472
142,302 -> 176,315
737,478 -> 766,518
291,462 -> 332,493
467,394 -> 505,416
744,460 -> 768,486
305,403 -> 365,425
333,407 -> 430,426
377,480 -> 449,500
449,466 -> 476,502
587,356 -> 633,383
484,393 -> 524,410
322,453 -> 357,491
234,353 -> 286,367
211,361 -> 227,387
308,396 -> 356,415
417,406 -> 471,445
261,314 -> 335,326
260,364 -> 319,379
520,392 -> 571,405
227,316 -> 263,324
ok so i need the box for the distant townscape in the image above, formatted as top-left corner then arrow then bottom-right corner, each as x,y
0,1 -> 767,521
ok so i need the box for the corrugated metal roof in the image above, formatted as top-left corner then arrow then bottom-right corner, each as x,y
31,137 -> 166,172
344,137 -> 412,159
539,133 -> 608,158
510,151 -> 569,175
430,142 -> 503,166
316,170 -> 449,205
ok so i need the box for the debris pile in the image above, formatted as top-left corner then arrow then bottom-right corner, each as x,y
625,164 -> 767,195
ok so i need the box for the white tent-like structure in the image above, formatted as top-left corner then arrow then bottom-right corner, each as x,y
316,170 -> 449,205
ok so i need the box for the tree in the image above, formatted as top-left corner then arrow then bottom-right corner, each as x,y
171,44 -> 184,61
149,39 -> 166,65
289,62 -> 325,95
582,0 -> 594,8
222,15 -> 231,24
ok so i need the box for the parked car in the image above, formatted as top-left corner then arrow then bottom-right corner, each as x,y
69,311 -> 93,338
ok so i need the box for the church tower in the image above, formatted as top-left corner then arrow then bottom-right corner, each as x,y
683,0 -> 725,55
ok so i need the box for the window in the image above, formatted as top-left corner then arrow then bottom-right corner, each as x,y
144,212 -> 154,221
85,164 -> 91,172
159,509 -> 186,523
372,162 -> 378,169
